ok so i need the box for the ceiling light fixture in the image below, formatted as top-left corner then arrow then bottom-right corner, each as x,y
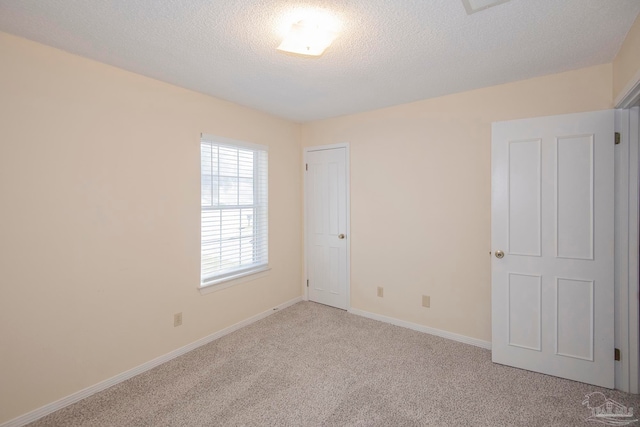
277,19 -> 339,56
462,0 -> 511,15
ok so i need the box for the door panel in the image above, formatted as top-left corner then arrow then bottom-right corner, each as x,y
556,278 -> 594,360
557,135 -> 594,259
508,273 -> 541,351
306,147 -> 348,310
492,110 -> 614,388
508,139 -> 541,256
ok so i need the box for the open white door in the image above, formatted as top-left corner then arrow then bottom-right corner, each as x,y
305,146 -> 349,310
491,110 -> 615,388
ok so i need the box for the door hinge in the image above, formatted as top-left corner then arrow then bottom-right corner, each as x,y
615,132 -> 621,145
615,348 -> 621,361
306,279 -> 309,287
305,163 -> 308,171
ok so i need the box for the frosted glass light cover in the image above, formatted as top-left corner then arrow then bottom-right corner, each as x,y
277,21 -> 337,56
462,0 -> 511,14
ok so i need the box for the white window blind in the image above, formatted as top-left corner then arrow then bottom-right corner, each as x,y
200,135 -> 268,287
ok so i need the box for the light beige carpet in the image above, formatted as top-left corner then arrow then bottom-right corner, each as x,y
29,301 -> 640,426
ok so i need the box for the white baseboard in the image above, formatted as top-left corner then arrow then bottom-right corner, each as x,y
348,307 -> 492,350
1,296 -> 303,427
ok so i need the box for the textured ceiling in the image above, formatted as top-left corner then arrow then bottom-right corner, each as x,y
0,0 -> 639,122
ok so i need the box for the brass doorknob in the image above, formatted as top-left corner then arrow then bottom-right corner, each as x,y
495,250 -> 505,259
338,234 -> 345,239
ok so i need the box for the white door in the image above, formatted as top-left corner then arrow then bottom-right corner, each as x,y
305,146 -> 349,310
491,110 -> 615,388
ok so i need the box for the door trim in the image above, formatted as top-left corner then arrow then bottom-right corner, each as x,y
615,68 -> 640,109
630,107 -> 640,394
614,71 -> 639,394
303,143 -> 351,310
614,65 -> 640,393
614,108 -> 640,394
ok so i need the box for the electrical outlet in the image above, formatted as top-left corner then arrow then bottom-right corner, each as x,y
422,295 -> 430,308
377,287 -> 384,297
174,312 -> 182,327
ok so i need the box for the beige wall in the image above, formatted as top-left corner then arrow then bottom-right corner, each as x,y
0,32 -> 302,424
614,14 -> 640,102
301,64 -> 613,343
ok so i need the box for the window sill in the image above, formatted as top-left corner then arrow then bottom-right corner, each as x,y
198,267 -> 271,295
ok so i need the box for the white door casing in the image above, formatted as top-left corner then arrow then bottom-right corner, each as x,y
491,110 -> 615,388
305,145 -> 350,310
614,106 -> 640,394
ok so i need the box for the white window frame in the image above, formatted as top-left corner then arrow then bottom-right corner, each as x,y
200,134 -> 269,291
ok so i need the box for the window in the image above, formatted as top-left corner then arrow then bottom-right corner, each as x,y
200,134 -> 268,288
